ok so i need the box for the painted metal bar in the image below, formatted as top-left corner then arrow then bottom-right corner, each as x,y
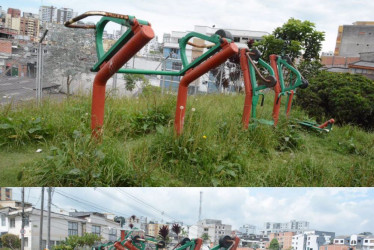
240,49 -> 253,129
286,90 -> 294,116
91,21 -> 154,137
118,68 -> 182,76
270,54 -> 282,126
174,40 -> 238,135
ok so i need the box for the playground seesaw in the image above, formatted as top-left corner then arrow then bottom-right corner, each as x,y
64,11 -> 238,137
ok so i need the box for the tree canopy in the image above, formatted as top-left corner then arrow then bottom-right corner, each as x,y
269,238 -> 280,250
255,18 -> 325,61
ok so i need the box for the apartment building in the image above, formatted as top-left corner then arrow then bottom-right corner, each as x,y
147,221 -> 168,238
162,25 -> 268,93
269,232 -> 295,250
334,21 -> 374,56
292,230 -> 335,250
261,220 -> 310,235
188,219 -> 232,244
239,224 -> 257,235
0,203 -> 122,250
362,236 -> 374,250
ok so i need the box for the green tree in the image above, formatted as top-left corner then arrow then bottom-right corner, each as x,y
0,234 -> 21,250
124,74 -> 149,92
54,233 -> 102,249
269,238 -> 280,250
201,233 -> 210,242
255,18 -> 325,62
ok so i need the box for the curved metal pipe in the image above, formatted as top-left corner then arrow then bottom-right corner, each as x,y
64,11 -> 129,29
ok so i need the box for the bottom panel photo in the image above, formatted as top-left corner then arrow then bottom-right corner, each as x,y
0,187 -> 373,250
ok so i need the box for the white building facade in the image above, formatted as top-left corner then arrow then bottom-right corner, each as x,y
1,207 -> 122,250
188,219 -> 232,244
292,230 -> 335,250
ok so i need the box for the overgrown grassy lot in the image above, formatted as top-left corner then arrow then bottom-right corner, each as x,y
1,92 -> 373,187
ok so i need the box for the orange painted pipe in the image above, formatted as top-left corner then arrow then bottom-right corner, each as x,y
318,118 -> 335,129
123,240 -> 139,250
239,48 -> 253,129
231,237 -> 240,250
114,241 -> 126,250
194,238 -> 203,250
174,40 -> 238,135
269,54 -> 281,126
91,20 -> 154,137
286,90 -> 294,117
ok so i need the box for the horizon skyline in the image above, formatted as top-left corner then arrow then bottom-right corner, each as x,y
7,187 -> 374,236
2,0 -> 374,53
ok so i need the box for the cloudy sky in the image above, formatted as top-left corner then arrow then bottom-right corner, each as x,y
10,187 -> 374,236
2,0 -> 374,52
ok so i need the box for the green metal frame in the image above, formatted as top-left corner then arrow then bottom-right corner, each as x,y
276,56 -> 302,114
298,120 -> 334,132
175,239 -> 199,250
91,16 -> 230,76
249,58 -> 275,120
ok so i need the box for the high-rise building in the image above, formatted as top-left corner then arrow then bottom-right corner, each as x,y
56,8 -> 76,24
7,8 -> 21,18
39,6 -> 57,23
20,16 -> 40,41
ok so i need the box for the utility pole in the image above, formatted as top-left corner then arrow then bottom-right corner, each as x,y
47,188 -> 52,250
36,29 -> 48,106
199,191 -> 202,222
112,74 -> 117,93
21,187 -> 25,250
39,187 -> 44,250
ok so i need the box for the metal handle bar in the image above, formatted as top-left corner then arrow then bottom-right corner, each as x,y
64,11 -> 129,29
187,41 -> 215,48
245,52 -> 275,86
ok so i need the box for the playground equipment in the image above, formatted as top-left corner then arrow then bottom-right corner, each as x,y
114,234 -> 166,250
172,238 -> 203,250
269,54 -> 335,132
239,48 -> 277,129
64,11 -> 238,137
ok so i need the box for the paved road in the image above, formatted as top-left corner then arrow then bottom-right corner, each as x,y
0,77 -> 61,105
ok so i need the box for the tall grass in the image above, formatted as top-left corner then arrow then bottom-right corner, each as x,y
1,92 -> 373,186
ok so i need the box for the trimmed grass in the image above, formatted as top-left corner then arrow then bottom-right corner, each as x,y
0,93 -> 373,187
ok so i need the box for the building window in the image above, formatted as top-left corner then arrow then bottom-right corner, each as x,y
10,218 -> 15,228
172,62 -> 182,71
1,214 -> 5,226
24,215 -> 30,227
24,237 -> 28,247
68,222 -> 78,236
233,37 -> 240,42
109,228 -> 117,241
92,225 -> 101,236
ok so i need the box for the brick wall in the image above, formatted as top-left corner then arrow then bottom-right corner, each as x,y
0,40 -> 12,54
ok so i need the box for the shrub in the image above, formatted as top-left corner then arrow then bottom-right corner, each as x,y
296,71 -> 374,129
0,234 -> 21,249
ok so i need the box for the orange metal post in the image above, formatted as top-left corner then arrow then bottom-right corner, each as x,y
194,238 -> 203,250
231,237 -> 240,250
269,54 -> 281,126
174,40 -> 238,135
239,48 -> 253,129
114,241 -> 126,250
91,20 -> 154,137
286,90 -> 294,117
123,240 -> 139,250
318,119 -> 335,129
120,230 -> 126,241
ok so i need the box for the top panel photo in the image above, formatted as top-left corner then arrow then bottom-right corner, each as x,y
0,0 -> 373,187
